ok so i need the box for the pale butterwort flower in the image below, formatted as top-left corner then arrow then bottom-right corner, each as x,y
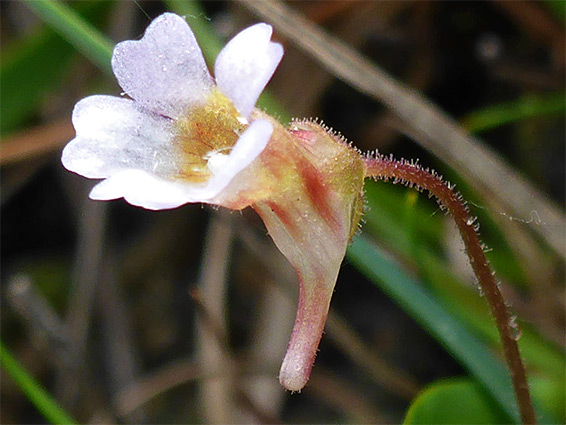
63,13 -> 366,392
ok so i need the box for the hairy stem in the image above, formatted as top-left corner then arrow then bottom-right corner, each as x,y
364,154 -> 536,425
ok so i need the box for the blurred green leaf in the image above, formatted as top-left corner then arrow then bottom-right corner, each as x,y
348,234 -> 557,424
1,31 -> 71,136
436,164 -> 530,288
0,341 -> 76,425
1,1 -> 110,136
461,92 -> 566,134
25,0 -> 114,74
364,176 -> 527,288
347,235 -> 518,423
363,180 -> 444,257
20,257 -> 71,314
403,378 -> 509,424
530,375 -> 566,424
420,251 -> 565,382
543,0 -> 566,23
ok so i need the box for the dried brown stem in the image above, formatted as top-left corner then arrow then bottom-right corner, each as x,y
364,154 -> 536,425
0,119 -> 74,165
196,211 -> 235,424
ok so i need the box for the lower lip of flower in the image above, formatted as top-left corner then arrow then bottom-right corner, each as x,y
173,89 -> 247,183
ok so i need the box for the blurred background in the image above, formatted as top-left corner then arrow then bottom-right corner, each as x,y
1,1 -> 564,424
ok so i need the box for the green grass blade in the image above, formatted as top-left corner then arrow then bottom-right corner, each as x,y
0,341 -> 76,425
347,235 -> 520,423
461,92 -> 565,133
25,0 -> 113,74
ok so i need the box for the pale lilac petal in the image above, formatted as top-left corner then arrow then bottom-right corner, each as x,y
215,24 -> 283,118
62,95 -> 179,179
89,119 -> 273,210
112,13 -> 213,119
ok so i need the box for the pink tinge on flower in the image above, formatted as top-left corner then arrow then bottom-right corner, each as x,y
250,119 -> 365,391
61,13 -> 367,393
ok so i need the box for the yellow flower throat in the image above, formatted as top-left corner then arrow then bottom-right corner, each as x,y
175,90 -> 247,182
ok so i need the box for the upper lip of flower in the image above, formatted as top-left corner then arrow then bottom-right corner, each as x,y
61,13 -> 283,210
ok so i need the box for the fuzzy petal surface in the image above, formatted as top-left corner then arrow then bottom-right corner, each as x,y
62,95 -> 177,179
112,13 -> 213,119
86,119 -> 272,210
215,23 -> 283,119
205,119 -> 273,197
90,170 -> 202,209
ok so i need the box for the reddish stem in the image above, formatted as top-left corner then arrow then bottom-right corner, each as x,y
364,154 -> 536,425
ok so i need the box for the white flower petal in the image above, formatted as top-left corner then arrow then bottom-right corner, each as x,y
204,119 -> 273,196
215,24 -> 283,118
89,119 -> 273,210
90,170 -> 197,210
112,13 -> 213,119
62,95 -> 178,179
176,119 -> 273,202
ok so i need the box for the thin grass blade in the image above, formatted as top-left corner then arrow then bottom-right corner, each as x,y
0,341 -> 77,425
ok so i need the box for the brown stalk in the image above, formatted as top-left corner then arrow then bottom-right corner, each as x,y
195,211 -> 235,424
364,154 -> 536,425
0,119 -> 74,165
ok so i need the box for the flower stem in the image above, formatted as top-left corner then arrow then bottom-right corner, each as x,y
364,154 -> 536,425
